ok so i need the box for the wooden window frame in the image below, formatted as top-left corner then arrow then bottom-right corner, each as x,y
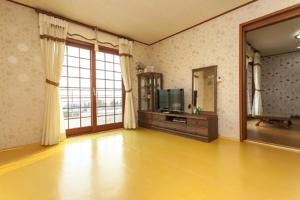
63,38 -> 124,136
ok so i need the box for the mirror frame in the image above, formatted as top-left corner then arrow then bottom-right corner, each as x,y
192,65 -> 217,114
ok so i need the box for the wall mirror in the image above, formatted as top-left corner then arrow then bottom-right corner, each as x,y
192,66 -> 217,114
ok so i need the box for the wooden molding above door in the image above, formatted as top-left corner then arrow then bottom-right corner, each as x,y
239,3 -> 300,141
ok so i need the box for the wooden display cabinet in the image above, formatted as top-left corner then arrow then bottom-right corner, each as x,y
137,72 -> 163,112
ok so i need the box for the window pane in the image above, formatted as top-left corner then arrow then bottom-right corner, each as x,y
115,114 -> 122,123
114,64 -> 121,72
96,79 -> 105,88
81,108 -> 91,117
106,62 -> 113,71
68,78 -> 80,87
82,117 -> 91,127
97,107 -> 105,116
68,67 -> 79,77
80,48 -> 90,59
106,107 -> 114,115
63,109 -> 69,119
115,98 -> 122,106
105,54 -> 113,62
81,89 -> 91,98
115,81 -> 122,89
68,88 -> 80,98
67,46 -> 79,57
115,107 -> 122,114
97,116 -> 105,125
97,98 -> 105,107
96,61 -> 105,70
62,101 -> 68,110
81,78 -> 90,88
80,59 -> 90,69
96,89 -> 105,97
96,70 -> 105,79
69,109 -> 80,118
106,80 -> 114,88
81,69 -> 90,78
96,52 -> 104,60
106,89 -> 114,97
106,71 -> 114,80
114,55 -> 120,64
115,90 -> 122,97
69,118 -> 80,128
106,98 -> 114,106
115,72 -> 122,80
68,57 -> 79,67
81,98 -> 91,108
69,99 -> 80,109
106,115 -> 114,124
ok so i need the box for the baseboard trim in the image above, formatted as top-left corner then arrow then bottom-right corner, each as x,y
0,143 -> 41,152
218,135 -> 240,142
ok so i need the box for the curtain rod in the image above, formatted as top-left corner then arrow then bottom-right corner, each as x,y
6,0 -> 148,46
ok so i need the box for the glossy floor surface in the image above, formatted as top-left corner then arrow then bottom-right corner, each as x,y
1,128 -> 300,200
247,119 -> 300,149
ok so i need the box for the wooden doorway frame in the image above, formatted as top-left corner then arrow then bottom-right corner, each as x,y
239,3 -> 300,141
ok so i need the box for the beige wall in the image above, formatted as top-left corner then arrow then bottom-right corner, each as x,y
148,0 -> 300,139
0,1 -> 150,149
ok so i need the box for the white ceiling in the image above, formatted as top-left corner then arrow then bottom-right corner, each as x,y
247,16 -> 300,56
14,0 -> 253,44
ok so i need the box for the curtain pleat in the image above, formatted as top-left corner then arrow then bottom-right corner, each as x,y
119,38 -> 136,129
39,14 -> 68,145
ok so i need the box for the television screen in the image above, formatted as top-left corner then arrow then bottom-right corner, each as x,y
169,89 -> 184,112
158,89 -> 169,111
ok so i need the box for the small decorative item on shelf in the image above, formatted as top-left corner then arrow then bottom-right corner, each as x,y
193,106 -> 203,115
136,62 -> 145,74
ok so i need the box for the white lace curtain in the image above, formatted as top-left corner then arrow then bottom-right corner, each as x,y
119,38 -> 136,129
252,52 -> 263,116
39,14 -> 68,145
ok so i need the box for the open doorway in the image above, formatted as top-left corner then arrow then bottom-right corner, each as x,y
240,4 -> 300,149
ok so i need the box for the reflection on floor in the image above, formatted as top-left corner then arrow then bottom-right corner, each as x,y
247,118 -> 300,149
1,128 -> 300,200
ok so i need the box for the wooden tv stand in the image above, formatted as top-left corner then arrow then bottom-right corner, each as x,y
138,111 -> 218,142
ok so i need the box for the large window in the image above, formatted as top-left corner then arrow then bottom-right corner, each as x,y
60,41 -> 123,135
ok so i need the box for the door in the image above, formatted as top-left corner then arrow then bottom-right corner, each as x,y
60,41 -> 123,136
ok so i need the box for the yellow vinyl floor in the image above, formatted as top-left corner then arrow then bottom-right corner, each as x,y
1,128 -> 300,200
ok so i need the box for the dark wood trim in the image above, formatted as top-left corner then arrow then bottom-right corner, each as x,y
239,3 -> 300,141
6,0 -> 148,46
7,0 -> 259,46
192,65 -> 217,115
149,0 -> 258,45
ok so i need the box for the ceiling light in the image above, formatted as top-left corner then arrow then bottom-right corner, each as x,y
297,46 -> 300,49
295,33 -> 300,39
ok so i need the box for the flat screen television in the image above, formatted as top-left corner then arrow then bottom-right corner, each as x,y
158,89 -> 184,113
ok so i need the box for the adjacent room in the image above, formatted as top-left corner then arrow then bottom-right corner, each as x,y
246,17 -> 300,148
1,0 -> 300,200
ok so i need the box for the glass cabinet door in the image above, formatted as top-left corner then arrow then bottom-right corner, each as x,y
153,76 -> 162,111
140,76 -> 152,111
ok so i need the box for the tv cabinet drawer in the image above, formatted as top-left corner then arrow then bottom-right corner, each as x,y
187,119 -> 208,127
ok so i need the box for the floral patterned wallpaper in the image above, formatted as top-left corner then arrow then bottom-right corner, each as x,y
261,52 -> 300,116
147,0 -> 300,139
0,1 -> 44,149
